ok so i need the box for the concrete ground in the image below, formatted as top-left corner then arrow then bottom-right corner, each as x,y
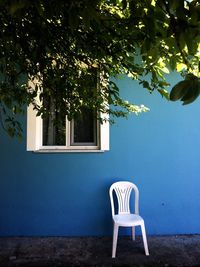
0,235 -> 200,267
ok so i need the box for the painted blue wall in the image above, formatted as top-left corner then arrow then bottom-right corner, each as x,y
1,73 -> 200,236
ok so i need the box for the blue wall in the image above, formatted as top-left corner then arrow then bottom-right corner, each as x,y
1,73 -> 200,236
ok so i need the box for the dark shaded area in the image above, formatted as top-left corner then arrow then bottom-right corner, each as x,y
72,108 -> 97,145
1,235 -> 200,266
42,95 -> 66,146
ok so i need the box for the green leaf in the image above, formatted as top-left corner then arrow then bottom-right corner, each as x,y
158,89 -> 170,100
170,74 -> 200,105
169,57 -> 176,71
181,79 -> 200,105
170,80 -> 191,101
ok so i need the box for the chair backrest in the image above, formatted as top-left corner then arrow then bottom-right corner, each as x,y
109,181 -> 139,217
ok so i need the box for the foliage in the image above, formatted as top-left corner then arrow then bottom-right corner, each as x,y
170,73 -> 200,105
0,0 -> 200,138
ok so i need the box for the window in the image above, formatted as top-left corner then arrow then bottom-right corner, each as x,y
26,78 -> 109,153
27,104 -> 109,152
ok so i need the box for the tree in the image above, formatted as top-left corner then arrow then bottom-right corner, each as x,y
0,0 -> 200,138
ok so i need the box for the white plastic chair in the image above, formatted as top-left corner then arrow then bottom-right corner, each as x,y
109,181 -> 149,258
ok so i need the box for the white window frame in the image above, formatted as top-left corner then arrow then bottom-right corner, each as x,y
27,101 -> 109,153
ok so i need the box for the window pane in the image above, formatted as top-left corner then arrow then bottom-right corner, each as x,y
42,97 -> 66,146
71,108 -> 97,145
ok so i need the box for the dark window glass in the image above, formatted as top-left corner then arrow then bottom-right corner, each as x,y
71,108 -> 97,145
71,67 -> 98,146
43,97 -> 66,146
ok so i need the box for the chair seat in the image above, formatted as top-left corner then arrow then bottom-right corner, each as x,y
113,213 -> 144,227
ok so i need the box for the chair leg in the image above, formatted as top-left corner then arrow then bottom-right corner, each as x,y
141,222 -> 149,256
112,224 -> 119,258
132,226 -> 135,240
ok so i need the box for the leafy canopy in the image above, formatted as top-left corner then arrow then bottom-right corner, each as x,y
0,0 -> 200,138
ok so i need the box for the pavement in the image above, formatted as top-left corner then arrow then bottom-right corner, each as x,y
0,235 -> 200,267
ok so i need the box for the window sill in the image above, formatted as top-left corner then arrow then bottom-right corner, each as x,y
32,149 -> 106,153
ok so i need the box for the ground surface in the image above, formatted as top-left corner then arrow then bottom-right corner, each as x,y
0,235 -> 200,266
